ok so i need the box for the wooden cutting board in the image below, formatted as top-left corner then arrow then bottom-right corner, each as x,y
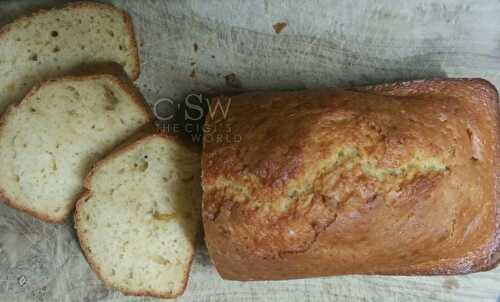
0,1 -> 499,301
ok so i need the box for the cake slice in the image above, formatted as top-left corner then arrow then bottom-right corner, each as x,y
74,133 -> 201,298
0,74 -> 151,223
0,1 -> 139,113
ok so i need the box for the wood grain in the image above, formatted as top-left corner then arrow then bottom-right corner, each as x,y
0,0 -> 499,301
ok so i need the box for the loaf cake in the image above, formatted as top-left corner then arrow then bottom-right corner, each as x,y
75,133 -> 201,298
0,1 -> 139,114
0,74 -> 151,223
202,79 -> 500,280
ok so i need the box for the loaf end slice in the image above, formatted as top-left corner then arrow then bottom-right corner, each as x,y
0,1 -> 139,113
358,78 -> 500,272
75,134 -> 201,298
0,74 -> 151,223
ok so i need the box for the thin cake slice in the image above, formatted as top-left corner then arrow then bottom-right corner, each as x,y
75,134 -> 201,298
0,74 -> 151,222
0,2 -> 139,113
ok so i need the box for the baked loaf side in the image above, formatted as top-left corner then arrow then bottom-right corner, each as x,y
75,134 -> 201,298
202,79 -> 499,280
0,1 -> 139,113
0,74 -> 151,223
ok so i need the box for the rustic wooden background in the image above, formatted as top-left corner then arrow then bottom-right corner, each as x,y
0,1 -> 499,301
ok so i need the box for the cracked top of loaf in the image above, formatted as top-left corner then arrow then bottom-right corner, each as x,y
202,79 -> 499,280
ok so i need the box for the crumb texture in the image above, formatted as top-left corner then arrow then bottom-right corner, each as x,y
0,75 -> 149,221
0,2 -> 138,113
202,79 -> 499,280
75,135 -> 201,298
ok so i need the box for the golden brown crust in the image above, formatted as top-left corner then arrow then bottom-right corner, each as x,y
0,73 -> 152,224
202,78 -> 499,280
74,133 -> 197,298
0,1 -> 140,80
358,78 -> 500,273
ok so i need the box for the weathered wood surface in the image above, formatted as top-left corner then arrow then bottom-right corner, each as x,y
0,1 -> 499,301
